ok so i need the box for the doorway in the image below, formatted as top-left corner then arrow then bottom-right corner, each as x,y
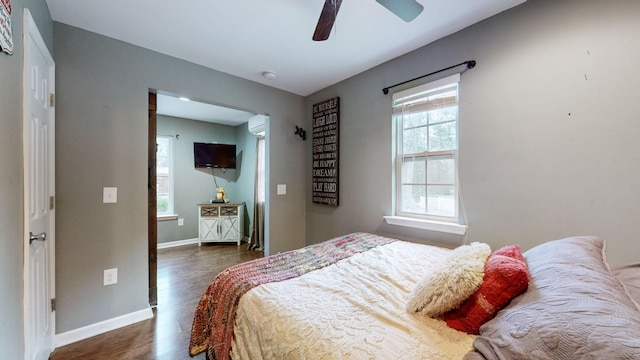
148,92 -> 267,306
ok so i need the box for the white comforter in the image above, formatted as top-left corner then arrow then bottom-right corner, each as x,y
231,240 -> 476,359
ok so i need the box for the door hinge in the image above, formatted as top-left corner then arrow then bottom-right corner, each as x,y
49,93 -> 55,107
49,196 -> 55,210
51,298 -> 56,312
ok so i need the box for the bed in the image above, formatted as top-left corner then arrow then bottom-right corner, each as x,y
189,232 -> 640,359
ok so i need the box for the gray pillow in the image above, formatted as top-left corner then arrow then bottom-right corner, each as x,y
464,236 -> 640,359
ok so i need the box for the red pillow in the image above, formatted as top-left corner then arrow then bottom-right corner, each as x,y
444,245 -> 530,334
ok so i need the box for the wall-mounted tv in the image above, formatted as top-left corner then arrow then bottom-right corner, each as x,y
193,142 -> 237,169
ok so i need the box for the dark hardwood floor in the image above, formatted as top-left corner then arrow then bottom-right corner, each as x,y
50,243 -> 263,360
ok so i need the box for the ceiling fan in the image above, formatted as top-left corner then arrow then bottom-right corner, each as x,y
312,0 -> 424,41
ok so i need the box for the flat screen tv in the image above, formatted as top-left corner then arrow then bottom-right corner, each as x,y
193,142 -> 236,169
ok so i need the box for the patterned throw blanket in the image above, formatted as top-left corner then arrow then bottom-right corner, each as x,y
189,232 -> 396,359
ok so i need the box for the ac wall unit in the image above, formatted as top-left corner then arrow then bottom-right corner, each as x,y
248,114 -> 267,136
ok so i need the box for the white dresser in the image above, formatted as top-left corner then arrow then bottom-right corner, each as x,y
197,202 -> 244,245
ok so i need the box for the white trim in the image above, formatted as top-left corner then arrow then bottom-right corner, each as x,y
157,238 -> 199,249
383,215 -> 468,235
55,307 -> 154,348
157,214 -> 178,222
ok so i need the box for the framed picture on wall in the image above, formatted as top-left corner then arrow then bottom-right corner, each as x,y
312,97 -> 339,206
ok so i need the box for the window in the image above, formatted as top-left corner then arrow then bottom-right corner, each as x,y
156,136 -> 174,216
393,74 -> 460,222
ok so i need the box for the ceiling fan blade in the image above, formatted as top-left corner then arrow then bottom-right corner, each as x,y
313,0 -> 343,41
376,0 -> 424,22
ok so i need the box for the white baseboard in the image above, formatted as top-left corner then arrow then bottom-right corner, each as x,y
55,307 -> 154,348
157,237 -> 199,249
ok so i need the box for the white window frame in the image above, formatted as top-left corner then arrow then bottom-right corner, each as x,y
384,74 -> 467,235
156,135 -> 176,220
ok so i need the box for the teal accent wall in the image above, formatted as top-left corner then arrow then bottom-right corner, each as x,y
156,115 -> 260,244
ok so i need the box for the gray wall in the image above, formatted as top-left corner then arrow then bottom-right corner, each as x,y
54,23 -> 305,333
0,1 -> 53,358
156,115 -> 258,244
305,0 -> 640,266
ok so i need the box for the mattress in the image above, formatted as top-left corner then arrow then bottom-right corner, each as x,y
230,240 -> 476,359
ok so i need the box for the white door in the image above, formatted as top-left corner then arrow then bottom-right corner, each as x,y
23,9 -> 56,360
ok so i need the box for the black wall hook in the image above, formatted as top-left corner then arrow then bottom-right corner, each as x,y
295,126 -> 306,141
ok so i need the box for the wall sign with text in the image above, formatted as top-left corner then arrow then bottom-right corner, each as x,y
0,0 -> 12,55
312,97 -> 339,206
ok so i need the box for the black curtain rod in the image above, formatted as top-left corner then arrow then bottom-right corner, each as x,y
382,60 -> 476,95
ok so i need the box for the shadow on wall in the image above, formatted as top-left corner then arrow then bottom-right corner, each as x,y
195,151 -> 242,182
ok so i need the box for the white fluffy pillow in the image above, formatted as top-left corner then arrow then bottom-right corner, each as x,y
407,242 -> 491,317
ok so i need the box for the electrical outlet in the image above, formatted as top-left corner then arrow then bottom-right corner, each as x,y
104,268 -> 118,286
178,218 -> 184,226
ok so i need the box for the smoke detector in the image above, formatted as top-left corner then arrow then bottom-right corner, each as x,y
262,71 -> 276,80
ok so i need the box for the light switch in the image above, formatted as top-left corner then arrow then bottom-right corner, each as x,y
103,187 -> 117,203
277,184 -> 286,195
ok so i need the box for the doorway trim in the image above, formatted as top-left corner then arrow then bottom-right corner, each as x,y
148,92 -> 158,306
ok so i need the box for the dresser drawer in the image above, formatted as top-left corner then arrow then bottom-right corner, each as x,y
200,207 -> 219,217
220,206 -> 238,216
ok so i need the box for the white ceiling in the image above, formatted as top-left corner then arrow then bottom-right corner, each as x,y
156,93 -> 256,126
45,0 -> 525,123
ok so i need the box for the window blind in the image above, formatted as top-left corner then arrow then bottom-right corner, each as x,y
392,73 -> 460,115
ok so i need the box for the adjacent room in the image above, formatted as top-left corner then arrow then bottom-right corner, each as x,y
153,93 -> 266,251
2,0 -> 639,359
